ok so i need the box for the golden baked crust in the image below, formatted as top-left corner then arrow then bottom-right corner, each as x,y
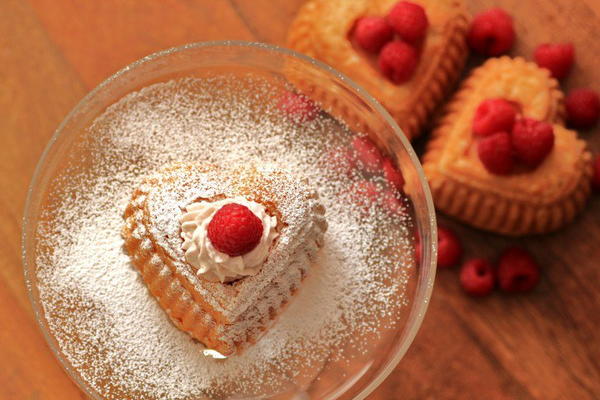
423,57 -> 593,236
122,164 -> 327,355
287,0 -> 470,139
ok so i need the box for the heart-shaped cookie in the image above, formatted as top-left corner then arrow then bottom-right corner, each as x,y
423,57 -> 593,236
122,164 -> 327,355
287,0 -> 470,139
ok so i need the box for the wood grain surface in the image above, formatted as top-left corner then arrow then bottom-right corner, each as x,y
1,0 -> 599,399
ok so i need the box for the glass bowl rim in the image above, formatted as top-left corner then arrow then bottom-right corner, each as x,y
21,40 -> 437,400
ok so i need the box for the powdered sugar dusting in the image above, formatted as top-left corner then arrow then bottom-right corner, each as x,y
35,75 -> 415,399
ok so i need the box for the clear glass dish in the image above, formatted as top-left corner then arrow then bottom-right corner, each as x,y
22,41 -> 437,400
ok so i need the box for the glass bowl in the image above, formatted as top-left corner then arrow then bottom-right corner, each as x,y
22,41 -> 436,400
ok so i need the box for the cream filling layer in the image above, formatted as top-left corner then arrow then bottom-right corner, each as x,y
180,197 -> 278,282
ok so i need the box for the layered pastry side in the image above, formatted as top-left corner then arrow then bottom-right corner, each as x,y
122,164 -> 328,356
287,0 -> 470,139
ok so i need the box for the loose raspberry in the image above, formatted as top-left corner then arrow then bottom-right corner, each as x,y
477,131 -> 514,175
277,91 -> 318,123
378,40 -> 419,84
207,203 -> 264,257
472,98 -> 518,136
387,1 -> 429,43
497,247 -> 541,293
382,157 -> 405,192
511,117 -> 555,168
460,258 -> 496,297
352,136 -> 384,172
565,88 -> 600,129
533,43 -> 574,80
437,226 -> 463,268
353,16 -> 394,53
467,8 -> 515,56
592,154 -> 600,192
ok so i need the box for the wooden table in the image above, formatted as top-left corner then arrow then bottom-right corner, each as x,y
1,0 -> 599,399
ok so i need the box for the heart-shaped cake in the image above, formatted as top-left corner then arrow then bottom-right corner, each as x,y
122,164 -> 327,355
423,57 -> 593,236
287,0 -> 470,139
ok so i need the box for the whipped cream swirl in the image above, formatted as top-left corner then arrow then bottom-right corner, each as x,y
180,197 -> 278,282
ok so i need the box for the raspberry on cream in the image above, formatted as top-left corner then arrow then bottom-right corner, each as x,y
472,98 -> 518,136
387,1 -> 429,43
180,197 -> 278,283
353,16 -> 394,53
378,40 -> 419,84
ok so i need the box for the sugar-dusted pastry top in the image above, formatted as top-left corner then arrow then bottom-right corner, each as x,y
131,163 -> 327,323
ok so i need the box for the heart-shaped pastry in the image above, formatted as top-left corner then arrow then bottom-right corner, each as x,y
122,164 -> 327,355
287,0 -> 470,139
423,57 -> 593,236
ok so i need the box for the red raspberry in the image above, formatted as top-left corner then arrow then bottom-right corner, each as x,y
378,40 -> 419,84
387,1 -> 429,43
277,91 -> 318,123
382,157 -> 405,192
497,247 -> 541,293
460,258 -> 496,297
437,226 -> 463,268
352,136 -> 384,172
353,16 -> 394,53
207,203 -> 264,257
511,117 -> 555,168
477,131 -> 514,175
472,98 -> 518,136
533,43 -> 574,80
467,8 -> 515,56
592,154 -> 600,192
565,88 -> 600,129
